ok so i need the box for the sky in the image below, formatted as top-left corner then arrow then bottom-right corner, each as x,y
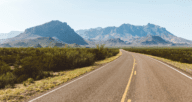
0,0 -> 192,40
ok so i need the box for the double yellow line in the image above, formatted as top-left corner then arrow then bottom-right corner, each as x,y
121,55 -> 136,102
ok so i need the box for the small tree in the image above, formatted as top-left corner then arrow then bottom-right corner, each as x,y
95,44 -> 105,51
100,44 -> 105,51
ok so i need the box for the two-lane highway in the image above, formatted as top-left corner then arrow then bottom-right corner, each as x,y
27,49 -> 192,102
127,51 -> 192,102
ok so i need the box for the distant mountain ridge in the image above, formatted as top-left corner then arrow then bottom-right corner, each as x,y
85,35 -> 175,47
0,31 -> 23,44
76,23 -> 192,44
0,31 -> 23,39
76,27 -> 103,39
1,21 -> 191,48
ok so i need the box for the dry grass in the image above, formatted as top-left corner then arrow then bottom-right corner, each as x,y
95,50 -> 122,65
0,50 -> 122,102
145,54 -> 192,74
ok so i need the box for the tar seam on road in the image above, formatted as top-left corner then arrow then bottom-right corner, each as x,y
28,51 -> 122,102
147,56 -> 192,80
121,55 -> 136,102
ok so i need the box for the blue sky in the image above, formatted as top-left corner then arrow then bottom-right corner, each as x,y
0,0 -> 192,40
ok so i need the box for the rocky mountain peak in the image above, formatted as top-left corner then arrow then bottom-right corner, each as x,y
24,20 -> 69,34
146,23 -> 155,27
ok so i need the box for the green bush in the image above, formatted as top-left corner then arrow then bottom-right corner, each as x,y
1,55 -> 16,66
0,60 -> 11,75
0,47 -> 119,88
123,48 -> 192,64
0,72 -> 16,89
13,56 -> 44,82
43,71 -> 51,78
27,78 -> 34,83
16,74 -> 29,83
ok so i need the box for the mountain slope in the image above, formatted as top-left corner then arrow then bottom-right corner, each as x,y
3,20 -> 88,45
104,38 -> 128,46
2,36 -> 67,48
138,35 -> 172,45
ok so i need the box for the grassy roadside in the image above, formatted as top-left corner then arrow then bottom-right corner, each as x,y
144,54 -> 192,74
0,50 -> 122,102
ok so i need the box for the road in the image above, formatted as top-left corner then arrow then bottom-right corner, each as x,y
27,49 -> 192,102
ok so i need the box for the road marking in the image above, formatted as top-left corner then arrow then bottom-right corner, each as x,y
148,56 -> 192,80
134,71 -> 136,75
127,99 -> 131,102
121,55 -> 136,102
28,52 -> 122,102
125,50 -> 192,81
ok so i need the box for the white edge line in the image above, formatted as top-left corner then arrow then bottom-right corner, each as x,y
29,53 -> 121,102
148,56 -> 192,80
123,50 -> 192,80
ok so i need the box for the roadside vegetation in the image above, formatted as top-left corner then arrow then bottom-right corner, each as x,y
123,47 -> 192,74
146,54 -> 192,74
0,44 -> 120,101
0,45 -> 121,102
0,45 -> 119,89
123,47 -> 192,63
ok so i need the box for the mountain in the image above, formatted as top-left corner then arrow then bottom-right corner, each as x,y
48,42 -> 66,48
0,31 -> 23,39
1,36 -> 67,48
103,38 -> 128,46
68,43 -> 81,47
76,29 -> 89,39
0,39 -> 6,44
76,27 -> 102,39
138,35 -> 172,45
2,20 -> 88,46
85,35 -> 189,47
0,31 -> 23,44
34,43 -> 43,48
76,23 -> 192,44
0,43 -> 12,48
85,38 -> 130,47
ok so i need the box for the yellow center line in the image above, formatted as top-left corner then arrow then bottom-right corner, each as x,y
134,71 -> 136,75
127,99 -> 131,102
121,55 -> 136,102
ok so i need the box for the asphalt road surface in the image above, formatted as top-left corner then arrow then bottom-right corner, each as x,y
27,49 -> 192,102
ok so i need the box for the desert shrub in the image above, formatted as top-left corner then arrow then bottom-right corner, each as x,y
27,78 -> 34,83
123,48 -> 192,64
0,60 -> 11,75
0,72 -> 16,88
0,47 -> 119,87
14,54 -> 22,68
23,78 -> 35,86
16,74 -> 29,83
13,56 -> 44,82
43,71 -> 51,77
1,55 -> 16,66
